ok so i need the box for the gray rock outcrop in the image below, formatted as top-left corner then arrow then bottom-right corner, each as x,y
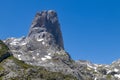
5,10 -> 69,66
28,10 -> 64,50
4,10 -> 80,79
3,10 -> 120,80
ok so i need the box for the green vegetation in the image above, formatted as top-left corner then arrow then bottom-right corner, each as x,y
0,40 -> 9,57
0,77 -> 3,80
8,56 -> 33,69
10,69 -> 77,80
0,65 -> 4,71
34,68 -> 77,80
0,55 -> 77,80
106,75 -> 112,80
0,40 -> 77,80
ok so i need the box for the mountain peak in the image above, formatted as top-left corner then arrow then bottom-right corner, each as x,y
2,10 -> 120,80
28,10 -> 64,50
4,10 -> 70,67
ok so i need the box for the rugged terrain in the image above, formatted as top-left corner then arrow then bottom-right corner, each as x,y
0,10 -> 120,80
0,40 -> 77,80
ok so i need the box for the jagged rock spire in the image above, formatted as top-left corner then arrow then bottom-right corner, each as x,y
28,10 -> 64,50
4,10 -> 71,73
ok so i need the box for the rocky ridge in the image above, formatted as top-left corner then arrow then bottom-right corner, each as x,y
0,10 -> 120,80
0,40 -> 77,80
4,10 -> 79,79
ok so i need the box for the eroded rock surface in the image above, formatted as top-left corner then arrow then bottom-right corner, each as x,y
3,10 -> 120,80
4,10 -> 80,79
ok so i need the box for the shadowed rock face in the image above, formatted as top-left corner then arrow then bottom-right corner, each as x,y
28,10 -> 64,50
0,40 -> 11,62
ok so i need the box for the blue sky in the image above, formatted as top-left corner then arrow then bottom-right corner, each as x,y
0,0 -> 120,64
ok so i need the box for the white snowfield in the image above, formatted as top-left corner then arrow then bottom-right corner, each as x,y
37,38 -> 44,42
41,55 -> 52,61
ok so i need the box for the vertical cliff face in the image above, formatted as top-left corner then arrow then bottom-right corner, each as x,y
4,10 -> 71,68
28,10 -> 64,50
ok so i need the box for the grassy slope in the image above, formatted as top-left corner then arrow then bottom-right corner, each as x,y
0,40 -> 77,80
0,40 -> 9,57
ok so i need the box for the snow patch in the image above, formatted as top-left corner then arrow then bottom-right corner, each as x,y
21,42 -> 27,45
45,55 -> 52,59
18,55 -> 21,60
10,41 -> 18,45
107,70 -> 112,74
48,53 -> 51,56
41,57 -> 47,61
105,65 -> 109,68
42,42 -> 45,45
114,74 -> 120,79
37,53 -> 39,56
33,56 -> 36,59
10,38 -> 24,45
94,68 -> 97,72
87,64 -> 94,69
114,68 -> 119,72
37,38 -> 44,42
18,58 -> 22,60
41,55 -> 52,61
94,77 -> 97,80
18,55 -> 21,57
87,64 -> 98,72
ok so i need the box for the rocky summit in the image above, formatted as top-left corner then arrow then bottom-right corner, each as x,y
1,10 -> 120,80
4,10 -> 78,79
4,10 -> 70,67
28,10 -> 64,50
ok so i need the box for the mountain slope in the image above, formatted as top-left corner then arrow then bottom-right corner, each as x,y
0,10 -> 120,80
0,40 -> 77,80
4,10 -> 82,79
